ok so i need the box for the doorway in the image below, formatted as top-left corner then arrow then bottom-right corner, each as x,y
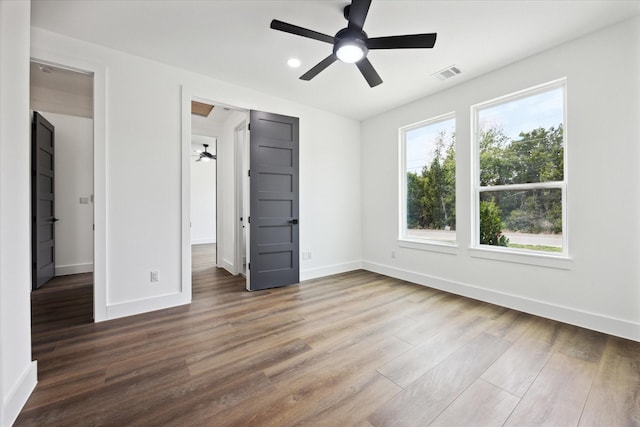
185,94 -> 249,294
181,89 -> 300,296
29,60 -> 96,324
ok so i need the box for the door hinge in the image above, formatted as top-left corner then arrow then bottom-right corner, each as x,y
248,169 -> 250,177
248,216 -> 250,223
248,263 -> 250,270
248,123 -> 251,131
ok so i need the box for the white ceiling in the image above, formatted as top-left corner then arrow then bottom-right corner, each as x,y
31,0 -> 640,120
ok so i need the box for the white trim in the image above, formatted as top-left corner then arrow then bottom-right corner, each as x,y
244,120 -> 251,289
106,292 -> 187,320
55,263 -> 93,276
398,239 -> 458,255
478,181 -> 564,192
468,247 -> 572,270
398,111 -> 457,245
362,260 -> 639,342
219,258 -> 235,276
301,260 -> 362,281
30,48 -> 108,322
180,86 -> 193,305
2,361 -> 37,427
235,121 -> 247,278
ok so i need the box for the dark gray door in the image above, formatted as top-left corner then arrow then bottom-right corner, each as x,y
32,112 -> 57,290
248,110 -> 299,291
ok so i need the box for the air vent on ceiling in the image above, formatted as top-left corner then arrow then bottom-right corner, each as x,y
433,65 -> 461,81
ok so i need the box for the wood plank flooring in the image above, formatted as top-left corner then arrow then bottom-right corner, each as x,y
16,244 -> 640,426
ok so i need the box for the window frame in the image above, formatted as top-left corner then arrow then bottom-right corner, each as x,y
399,111 -> 457,252
470,79 -> 570,264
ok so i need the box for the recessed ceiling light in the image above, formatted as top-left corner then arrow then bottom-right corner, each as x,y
287,58 -> 301,68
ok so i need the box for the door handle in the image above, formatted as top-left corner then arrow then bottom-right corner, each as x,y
52,218 -> 60,223
288,219 -> 298,225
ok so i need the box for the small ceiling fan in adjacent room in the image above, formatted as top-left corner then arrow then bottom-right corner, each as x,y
270,0 -> 437,87
193,143 -> 216,162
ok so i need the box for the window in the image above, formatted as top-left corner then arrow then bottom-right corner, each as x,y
400,113 -> 456,245
473,80 -> 566,255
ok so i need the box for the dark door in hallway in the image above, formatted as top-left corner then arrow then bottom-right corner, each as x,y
32,111 -> 57,289
248,110 -> 299,291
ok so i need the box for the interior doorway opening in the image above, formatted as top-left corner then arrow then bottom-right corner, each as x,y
29,60 -> 95,326
187,95 -> 249,290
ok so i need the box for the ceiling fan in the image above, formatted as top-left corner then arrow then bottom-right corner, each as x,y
193,144 -> 216,162
270,0 -> 437,87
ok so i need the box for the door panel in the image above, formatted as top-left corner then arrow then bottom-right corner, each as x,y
248,110 -> 299,291
32,112 -> 56,289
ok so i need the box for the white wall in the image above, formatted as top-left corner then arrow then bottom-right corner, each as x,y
35,112 -> 94,275
0,1 -> 37,425
31,26 -> 362,319
190,139 -> 216,245
361,17 -> 640,341
191,114 -> 222,138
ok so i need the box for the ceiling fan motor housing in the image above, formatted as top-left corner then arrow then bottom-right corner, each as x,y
334,28 -> 369,62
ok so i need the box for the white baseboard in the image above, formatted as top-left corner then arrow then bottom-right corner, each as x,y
301,260 -> 362,281
2,361 -> 37,427
105,292 -> 187,321
191,238 -> 216,245
55,263 -> 93,276
220,258 -> 235,275
362,260 -> 640,342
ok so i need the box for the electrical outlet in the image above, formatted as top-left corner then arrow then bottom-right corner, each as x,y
150,271 -> 159,282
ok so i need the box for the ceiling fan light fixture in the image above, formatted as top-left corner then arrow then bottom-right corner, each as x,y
336,42 -> 366,63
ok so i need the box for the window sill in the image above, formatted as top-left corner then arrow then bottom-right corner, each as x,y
468,246 -> 572,270
398,239 -> 458,255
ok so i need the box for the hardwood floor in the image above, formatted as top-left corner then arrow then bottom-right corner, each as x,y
16,245 -> 640,426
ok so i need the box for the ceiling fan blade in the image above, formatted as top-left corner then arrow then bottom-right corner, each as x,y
347,0 -> 372,32
300,54 -> 338,81
368,33 -> 437,49
270,19 -> 335,44
356,57 -> 383,87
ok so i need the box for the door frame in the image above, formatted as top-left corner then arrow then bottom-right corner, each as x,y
30,49 -> 107,321
234,121 -> 248,278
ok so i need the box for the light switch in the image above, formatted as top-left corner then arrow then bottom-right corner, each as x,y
80,197 -> 89,204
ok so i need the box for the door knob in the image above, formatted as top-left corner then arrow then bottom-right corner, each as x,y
288,219 -> 298,224
52,218 -> 60,222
